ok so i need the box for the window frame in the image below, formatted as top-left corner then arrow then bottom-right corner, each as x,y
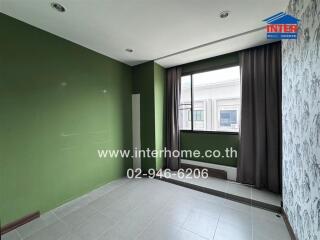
180,64 -> 240,135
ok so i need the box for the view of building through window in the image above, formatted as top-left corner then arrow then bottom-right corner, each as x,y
179,66 -> 240,132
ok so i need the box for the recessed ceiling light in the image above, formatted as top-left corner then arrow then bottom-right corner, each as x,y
125,48 -> 134,53
51,2 -> 66,12
219,10 -> 230,19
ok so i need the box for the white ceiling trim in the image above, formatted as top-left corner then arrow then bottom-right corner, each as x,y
155,27 -> 276,68
155,26 -> 264,62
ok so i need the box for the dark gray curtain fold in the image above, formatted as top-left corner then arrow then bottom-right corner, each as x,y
237,42 -> 282,193
166,67 -> 182,170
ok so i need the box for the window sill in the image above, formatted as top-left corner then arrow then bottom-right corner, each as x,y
180,130 -> 239,135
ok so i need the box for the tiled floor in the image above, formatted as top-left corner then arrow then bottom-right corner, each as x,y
2,178 -> 290,240
161,174 -> 282,208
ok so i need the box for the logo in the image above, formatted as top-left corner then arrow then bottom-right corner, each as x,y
263,12 -> 300,39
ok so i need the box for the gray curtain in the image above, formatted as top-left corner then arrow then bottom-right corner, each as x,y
237,42 -> 282,193
166,67 -> 182,170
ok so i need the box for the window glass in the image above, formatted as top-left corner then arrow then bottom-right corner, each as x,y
180,66 -> 240,132
188,110 -> 204,121
179,75 -> 192,130
220,110 -> 237,127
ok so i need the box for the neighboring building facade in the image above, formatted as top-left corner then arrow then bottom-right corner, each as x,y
179,66 -> 240,132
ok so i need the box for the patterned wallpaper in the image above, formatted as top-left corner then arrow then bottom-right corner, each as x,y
282,0 -> 320,239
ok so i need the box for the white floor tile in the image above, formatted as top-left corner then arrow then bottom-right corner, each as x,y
139,220 -> 206,240
87,188 -> 108,202
97,228 -> 127,240
191,198 -> 223,217
1,230 -> 21,240
17,211 -> 59,239
223,198 -> 251,213
87,193 -> 116,211
182,209 -> 219,239
214,220 -> 252,240
73,213 -> 116,240
58,232 -> 82,240
199,177 -> 228,192
225,181 -> 252,199
253,217 -> 290,240
61,205 -> 98,230
5,178 -> 289,240
219,206 -> 252,230
54,195 -> 92,219
164,175 -> 282,211
155,204 -> 191,227
251,188 -> 281,207
24,220 -> 69,240
251,207 -> 283,224
106,203 -> 158,239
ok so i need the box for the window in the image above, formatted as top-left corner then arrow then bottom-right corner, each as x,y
188,110 -> 204,121
179,66 -> 240,132
220,110 -> 237,127
179,75 -> 192,130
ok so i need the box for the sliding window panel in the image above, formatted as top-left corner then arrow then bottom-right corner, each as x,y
179,75 -> 192,130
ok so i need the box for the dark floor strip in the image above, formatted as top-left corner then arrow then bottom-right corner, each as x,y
1,211 -> 40,235
157,176 -> 282,213
282,208 -> 297,240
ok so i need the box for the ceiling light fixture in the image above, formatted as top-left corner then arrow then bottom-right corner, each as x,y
125,48 -> 134,53
51,2 -> 66,12
219,10 -> 230,19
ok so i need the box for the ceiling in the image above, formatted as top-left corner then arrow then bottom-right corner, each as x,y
0,0 -> 289,67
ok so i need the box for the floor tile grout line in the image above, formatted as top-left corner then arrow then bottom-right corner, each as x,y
13,179 -> 287,240
53,179 -> 146,240
16,213 -> 53,240
211,211 -> 222,240
206,176 -> 279,206
89,219 -> 120,240
27,180 -> 129,240
99,189 -> 159,238
179,203 -> 222,240
59,179 -> 131,214
51,211 -> 67,226
159,176 -> 282,213
16,229 -> 23,240
100,197 -> 157,239
53,178 -> 129,215
134,193 -> 176,240
78,202 -> 136,240
179,209 -> 194,235
181,227 -> 210,240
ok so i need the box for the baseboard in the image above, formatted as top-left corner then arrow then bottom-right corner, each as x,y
1,211 -> 40,235
281,208 -> 297,240
181,159 -> 237,181
180,163 -> 227,180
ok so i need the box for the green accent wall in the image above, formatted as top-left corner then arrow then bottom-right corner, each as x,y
0,13 -> 132,226
132,62 -> 166,171
132,62 -> 156,170
154,64 -> 166,170
180,132 -> 239,167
